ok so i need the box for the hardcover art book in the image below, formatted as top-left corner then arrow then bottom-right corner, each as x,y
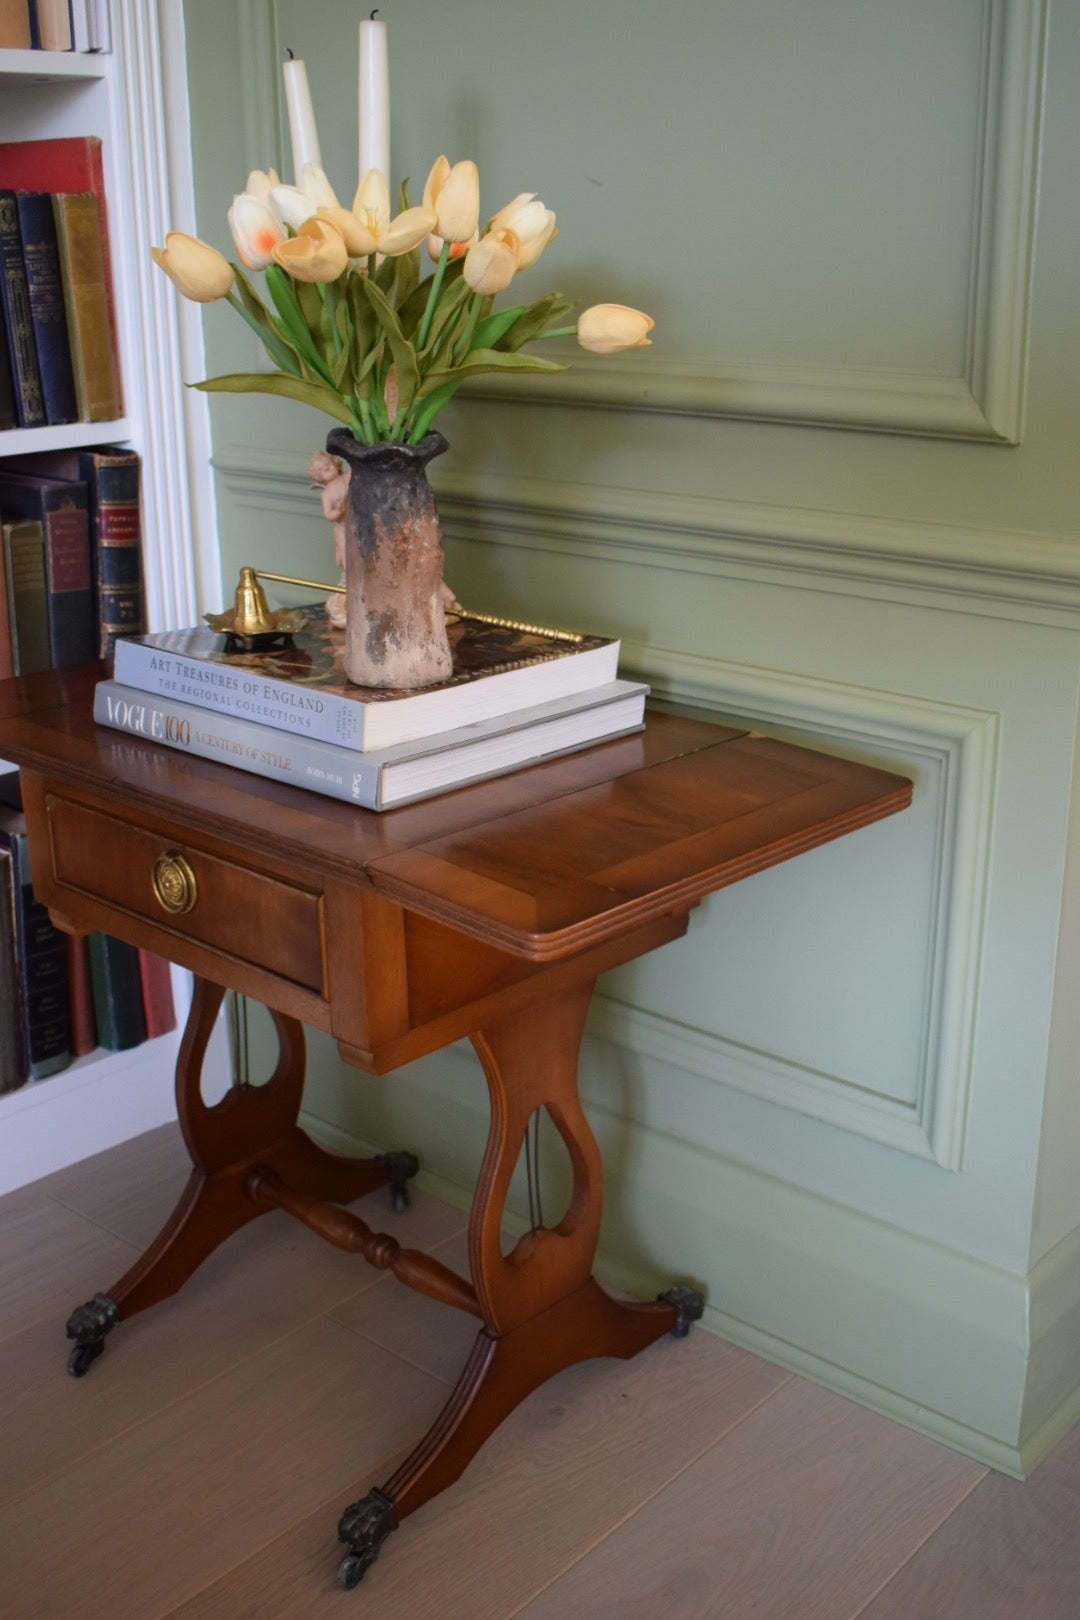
94,678 -> 648,811
113,607 -> 622,752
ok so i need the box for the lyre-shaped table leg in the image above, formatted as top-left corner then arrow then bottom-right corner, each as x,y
65,976 -> 408,1375
336,981 -> 702,1586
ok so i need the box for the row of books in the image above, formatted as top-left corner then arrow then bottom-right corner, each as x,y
0,135 -> 123,430
99,604 -> 648,811
0,777 -> 175,1096
0,446 -> 144,677
0,0 -> 109,54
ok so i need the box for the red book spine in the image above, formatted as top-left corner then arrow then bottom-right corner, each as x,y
66,933 -> 97,1057
138,949 -> 176,1040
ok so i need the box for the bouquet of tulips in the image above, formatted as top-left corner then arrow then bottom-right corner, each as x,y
152,157 -> 654,448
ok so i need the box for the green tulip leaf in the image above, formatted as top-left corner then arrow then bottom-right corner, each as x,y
227,271 -> 303,377
471,304 -> 527,351
264,265 -> 336,386
194,370 -> 358,429
496,293 -> 577,351
418,276 -> 472,362
416,347 -> 567,399
359,276 -> 420,418
406,375 -> 468,442
346,273 -> 379,365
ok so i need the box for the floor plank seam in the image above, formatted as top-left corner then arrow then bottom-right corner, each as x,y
153,1445 -> 423,1620
32,1183 -> 184,1248
500,1369 -> 798,1618
329,1302 -> 471,1387
8,1307 -> 354,1513
845,1466 -> 992,1620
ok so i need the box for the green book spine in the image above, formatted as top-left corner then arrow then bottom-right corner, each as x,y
1,519 -> 51,675
87,933 -> 147,1051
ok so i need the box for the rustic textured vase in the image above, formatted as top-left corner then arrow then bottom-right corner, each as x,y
325,428 -> 453,690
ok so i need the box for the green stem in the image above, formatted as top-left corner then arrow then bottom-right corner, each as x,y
536,325 -> 577,340
452,294 -> 483,361
352,393 -> 374,443
324,278 -> 343,358
225,290 -> 302,376
416,241 -> 451,351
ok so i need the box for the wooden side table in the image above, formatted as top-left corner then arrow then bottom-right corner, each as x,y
0,665 -> 912,1588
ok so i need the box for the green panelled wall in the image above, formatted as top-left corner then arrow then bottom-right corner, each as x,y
176,0 -> 1080,1473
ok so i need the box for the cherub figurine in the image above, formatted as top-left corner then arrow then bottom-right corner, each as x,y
308,449 -> 350,629
308,448 -> 459,631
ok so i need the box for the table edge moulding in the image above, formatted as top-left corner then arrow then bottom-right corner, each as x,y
0,663 -> 912,1589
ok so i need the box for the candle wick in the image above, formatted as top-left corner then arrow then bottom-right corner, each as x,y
285,46 -> 294,59
370,8 -> 378,18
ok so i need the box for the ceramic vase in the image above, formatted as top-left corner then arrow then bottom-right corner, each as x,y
325,427 -> 453,690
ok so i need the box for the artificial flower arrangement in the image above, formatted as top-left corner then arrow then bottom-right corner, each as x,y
151,156 -> 654,447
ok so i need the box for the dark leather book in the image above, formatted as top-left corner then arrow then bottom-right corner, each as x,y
79,447 -> 144,657
0,470 -> 93,667
66,933 -> 97,1057
0,298 -> 17,429
0,843 -> 28,1094
87,933 -> 147,1051
16,191 -> 79,426
0,189 -> 46,427
0,806 -> 71,1081
1,517 -> 51,675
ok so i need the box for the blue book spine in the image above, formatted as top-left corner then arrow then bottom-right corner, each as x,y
0,821 -> 70,1080
16,192 -> 79,427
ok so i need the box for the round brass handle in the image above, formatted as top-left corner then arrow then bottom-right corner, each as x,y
151,852 -> 198,916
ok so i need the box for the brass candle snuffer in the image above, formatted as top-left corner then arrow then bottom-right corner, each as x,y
206,567 -> 586,651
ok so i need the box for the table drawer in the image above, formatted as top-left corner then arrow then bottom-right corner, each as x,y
46,794 -> 327,995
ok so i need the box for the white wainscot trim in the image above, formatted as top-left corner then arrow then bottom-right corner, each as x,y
589,650 -> 998,1171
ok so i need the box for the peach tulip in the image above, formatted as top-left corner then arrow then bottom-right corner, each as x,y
576,303 -> 654,354
426,230 -> 475,262
422,156 -> 480,244
227,192 -> 287,270
151,232 -> 234,302
487,192 -> 557,270
272,217 -> 349,283
270,163 -> 339,231
242,167 -> 280,202
321,170 -> 435,259
463,231 -> 518,296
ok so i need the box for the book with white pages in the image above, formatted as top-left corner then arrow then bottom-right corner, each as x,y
112,606 -> 622,752
93,678 -> 649,811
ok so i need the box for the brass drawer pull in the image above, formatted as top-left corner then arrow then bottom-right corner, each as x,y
152,852 -> 198,915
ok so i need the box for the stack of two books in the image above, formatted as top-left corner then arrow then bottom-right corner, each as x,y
96,606 -> 649,811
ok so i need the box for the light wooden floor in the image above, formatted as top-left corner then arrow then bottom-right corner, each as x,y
2,1123 -> 1079,1618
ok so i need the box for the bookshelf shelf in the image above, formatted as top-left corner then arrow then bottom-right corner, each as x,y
0,50 -> 110,88
0,418 -> 134,456
0,1 -> 224,1191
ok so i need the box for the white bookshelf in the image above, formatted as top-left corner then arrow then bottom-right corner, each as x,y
0,11 -> 228,1189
